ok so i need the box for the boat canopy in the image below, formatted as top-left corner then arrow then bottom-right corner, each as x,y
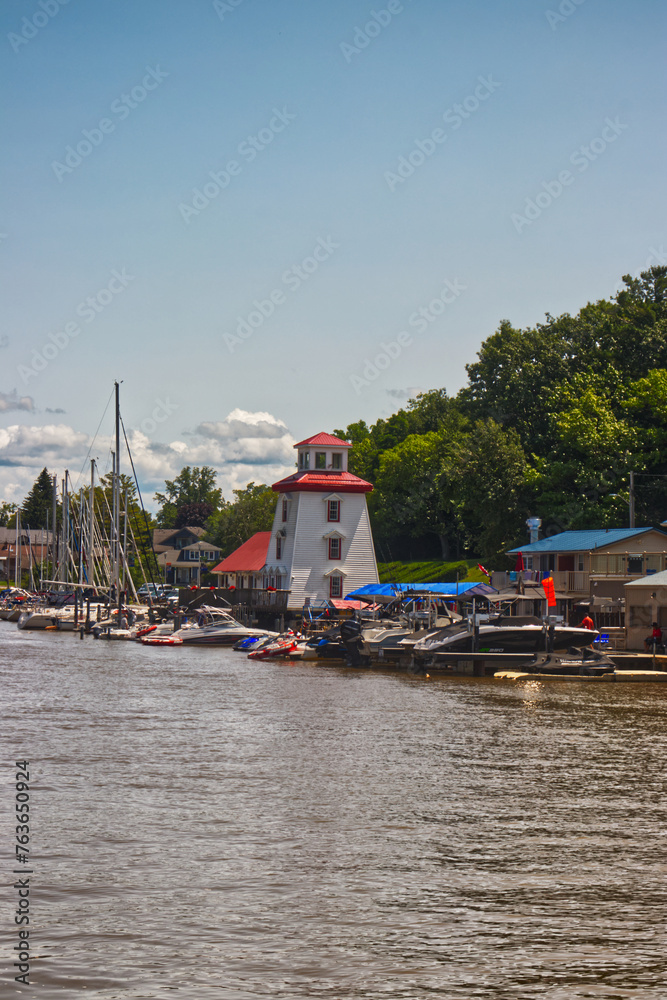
345,582 -> 498,603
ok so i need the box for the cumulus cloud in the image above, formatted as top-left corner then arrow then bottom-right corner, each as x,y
0,410 -> 297,511
195,409 -> 289,442
0,390 -> 35,413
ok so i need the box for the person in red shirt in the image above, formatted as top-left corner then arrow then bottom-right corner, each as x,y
581,615 -> 595,630
644,622 -> 662,653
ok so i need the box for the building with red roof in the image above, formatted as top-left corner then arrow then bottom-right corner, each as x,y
270,432 -> 378,609
211,532 -> 271,589
210,433 -> 379,609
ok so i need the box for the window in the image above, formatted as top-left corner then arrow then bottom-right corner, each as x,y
299,451 -> 310,469
315,452 -> 326,469
331,452 -> 342,470
328,537 -> 341,559
330,575 -> 342,598
276,536 -> 282,560
627,553 -> 643,575
282,498 -> 288,522
328,499 -> 340,522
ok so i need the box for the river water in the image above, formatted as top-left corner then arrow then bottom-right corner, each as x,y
2,622 -> 667,999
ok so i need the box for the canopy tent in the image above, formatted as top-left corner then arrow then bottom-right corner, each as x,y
345,582 -> 498,604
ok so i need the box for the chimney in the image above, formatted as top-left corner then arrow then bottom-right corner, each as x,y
526,517 -> 542,545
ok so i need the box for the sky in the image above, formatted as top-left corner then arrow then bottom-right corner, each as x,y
1,0 -> 665,511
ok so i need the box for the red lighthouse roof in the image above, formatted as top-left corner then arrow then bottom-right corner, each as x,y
293,432 -> 351,448
272,471 -> 372,494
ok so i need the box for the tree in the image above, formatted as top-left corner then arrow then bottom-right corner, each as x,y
0,501 -> 18,527
175,502 -> 215,528
371,431 -> 460,559
20,468 -> 54,528
449,420 -> 529,562
154,466 -> 222,528
206,483 -> 276,556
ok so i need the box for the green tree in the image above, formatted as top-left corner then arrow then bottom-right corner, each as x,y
154,466 -> 222,528
20,468 -> 54,528
371,431 -> 461,559
449,420 -> 529,563
0,501 -> 18,527
206,483 -> 276,556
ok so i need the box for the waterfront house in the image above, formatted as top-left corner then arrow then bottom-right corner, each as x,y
504,527 -> 667,621
152,527 -> 221,586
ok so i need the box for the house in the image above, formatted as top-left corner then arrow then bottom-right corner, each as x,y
211,432 -> 380,612
211,532 -> 272,591
624,569 -> 667,650
152,526 -> 221,586
0,528 -> 52,584
505,527 -> 667,620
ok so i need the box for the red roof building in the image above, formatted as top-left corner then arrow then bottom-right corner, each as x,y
211,532 -> 271,577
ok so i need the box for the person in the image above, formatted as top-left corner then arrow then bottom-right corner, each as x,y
644,622 -> 662,653
581,614 -> 595,630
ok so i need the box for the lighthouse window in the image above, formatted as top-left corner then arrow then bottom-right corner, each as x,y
299,451 -> 310,470
282,499 -> 288,522
328,499 -> 340,522
276,536 -> 282,560
330,575 -> 342,598
331,453 -> 342,469
328,537 -> 341,560
315,452 -> 326,469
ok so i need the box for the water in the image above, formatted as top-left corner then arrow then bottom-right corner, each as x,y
2,623 -> 667,999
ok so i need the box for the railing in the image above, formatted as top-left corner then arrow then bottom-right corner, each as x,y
220,587 -> 290,609
590,552 -> 664,577
551,570 -> 588,593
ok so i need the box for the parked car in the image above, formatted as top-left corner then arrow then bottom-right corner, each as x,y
137,583 -> 166,599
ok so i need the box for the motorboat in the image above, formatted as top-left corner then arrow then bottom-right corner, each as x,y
140,606 -> 273,647
413,615 -> 598,660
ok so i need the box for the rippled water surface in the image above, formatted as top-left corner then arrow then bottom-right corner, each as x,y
2,622 -> 667,999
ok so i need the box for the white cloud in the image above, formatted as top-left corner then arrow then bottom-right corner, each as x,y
0,411 -> 297,511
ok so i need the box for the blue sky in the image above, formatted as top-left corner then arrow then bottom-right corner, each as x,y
1,0 -> 665,507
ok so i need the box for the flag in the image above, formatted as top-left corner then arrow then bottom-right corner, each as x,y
477,563 -> 491,579
514,552 -> 524,572
542,576 -> 557,607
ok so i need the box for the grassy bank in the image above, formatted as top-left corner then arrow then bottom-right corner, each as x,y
377,559 -> 486,584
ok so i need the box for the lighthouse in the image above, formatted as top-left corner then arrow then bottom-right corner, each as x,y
267,432 -> 379,609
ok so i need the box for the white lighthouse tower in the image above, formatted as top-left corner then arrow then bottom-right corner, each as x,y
267,432 -> 379,610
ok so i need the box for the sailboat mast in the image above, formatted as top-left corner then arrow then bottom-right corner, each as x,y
115,381 -> 122,612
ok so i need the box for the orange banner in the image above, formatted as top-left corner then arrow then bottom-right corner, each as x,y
543,576 -> 556,607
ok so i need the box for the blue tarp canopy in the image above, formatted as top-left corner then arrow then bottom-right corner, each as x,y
345,582 -> 497,603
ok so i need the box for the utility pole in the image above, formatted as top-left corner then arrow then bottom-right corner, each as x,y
629,471 -> 635,529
